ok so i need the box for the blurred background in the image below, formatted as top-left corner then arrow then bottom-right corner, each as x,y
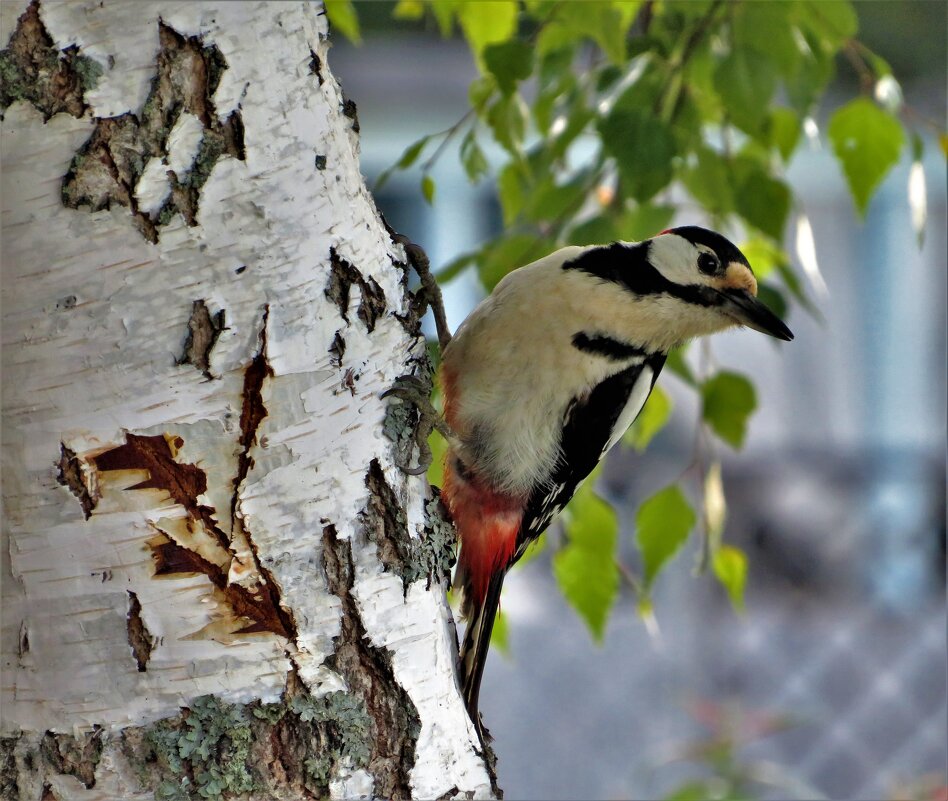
330,3 -> 946,799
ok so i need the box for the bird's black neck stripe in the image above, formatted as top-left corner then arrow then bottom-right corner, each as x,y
563,242 -> 722,309
572,331 -> 648,361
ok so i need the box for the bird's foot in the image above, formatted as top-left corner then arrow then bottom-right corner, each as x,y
382,373 -> 452,476
391,233 -> 452,352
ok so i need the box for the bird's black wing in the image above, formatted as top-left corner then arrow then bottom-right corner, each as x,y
514,352 -> 667,559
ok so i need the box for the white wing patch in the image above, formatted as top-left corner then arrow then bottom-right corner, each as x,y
603,365 -> 654,454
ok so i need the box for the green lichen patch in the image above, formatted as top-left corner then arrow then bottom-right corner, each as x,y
0,0 -> 103,120
123,684 -> 386,800
290,692 -> 372,787
382,395 -> 420,471
60,20 -> 245,243
137,696 -> 256,800
419,491 -> 457,588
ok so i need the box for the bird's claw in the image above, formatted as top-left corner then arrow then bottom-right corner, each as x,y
383,374 -> 452,475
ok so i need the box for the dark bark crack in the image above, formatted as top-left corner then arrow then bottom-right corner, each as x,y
362,460 -> 414,593
230,306 -> 300,644
60,20 -> 245,243
177,299 -> 226,379
328,330 -> 346,368
39,728 -> 103,790
56,443 -> 99,519
308,50 -> 323,84
325,248 -> 388,332
126,591 -> 155,672
321,525 -> 420,800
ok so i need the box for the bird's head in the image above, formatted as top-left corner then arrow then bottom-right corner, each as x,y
647,226 -> 793,342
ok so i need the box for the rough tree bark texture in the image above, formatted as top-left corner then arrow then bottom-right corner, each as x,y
0,2 -> 494,798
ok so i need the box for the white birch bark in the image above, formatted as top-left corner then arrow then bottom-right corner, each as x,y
1,2 -> 493,798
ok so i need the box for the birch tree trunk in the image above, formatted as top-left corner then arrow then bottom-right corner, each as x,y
1,2 -> 494,798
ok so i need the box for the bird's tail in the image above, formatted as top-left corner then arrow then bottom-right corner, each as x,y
458,568 -> 506,739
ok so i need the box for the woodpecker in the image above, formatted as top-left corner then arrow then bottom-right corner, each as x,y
438,226 -> 793,737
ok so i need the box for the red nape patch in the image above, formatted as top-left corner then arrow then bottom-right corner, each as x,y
442,456 -> 522,607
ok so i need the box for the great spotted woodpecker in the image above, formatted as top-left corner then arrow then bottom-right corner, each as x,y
437,226 -> 793,737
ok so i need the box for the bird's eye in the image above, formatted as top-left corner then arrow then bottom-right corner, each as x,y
697,253 -> 720,275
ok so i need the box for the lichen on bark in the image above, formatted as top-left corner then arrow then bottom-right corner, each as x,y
0,0 -> 103,120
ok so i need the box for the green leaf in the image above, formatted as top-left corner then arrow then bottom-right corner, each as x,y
599,109 -> 676,201
556,1 -> 632,65
665,344 -> 695,386
784,26 -> 835,114
460,131 -> 489,183
426,404 -> 449,487
734,162 -> 791,241
712,545 -> 748,613
468,75 -> 496,111
769,107 -> 802,163
713,48 -> 777,136
775,259 -> 818,316
458,1 -> 518,61
553,482 -> 620,641
732,1 -> 800,74
431,0 -> 459,37
625,383 -> 672,452
436,251 -> 477,283
392,0 -> 425,20
616,203 -> 676,242
490,608 -> 510,655
664,782 -> 717,801
827,98 -> 905,217
681,146 -> 734,215
484,39 -> 534,95
739,237 -> 787,281
324,0 -> 361,44
523,174 -> 589,224
535,20 -> 579,59
497,162 -> 526,226
421,174 -> 436,205
568,215 -> 620,247
397,136 -> 429,169
487,93 -> 528,156
636,485 -> 696,590
701,372 -> 757,449
798,0 -> 857,48
477,234 -> 548,290
549,105 -> 595,160
756,284 -> 788,323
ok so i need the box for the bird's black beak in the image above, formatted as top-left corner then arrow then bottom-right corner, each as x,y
719,288 -> 794,341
